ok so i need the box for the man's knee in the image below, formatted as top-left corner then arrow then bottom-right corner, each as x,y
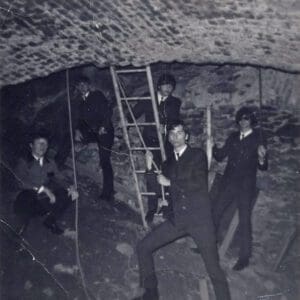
14,190 -> 36,215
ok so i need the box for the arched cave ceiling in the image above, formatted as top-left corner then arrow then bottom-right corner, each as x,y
0,0 -> 299,87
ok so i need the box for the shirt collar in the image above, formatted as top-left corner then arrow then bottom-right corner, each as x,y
32,154 -> 43,165
240,129 -> 253,139
174,144 -> 187,160
83,91 -> 90,100
157,92 -> 167,104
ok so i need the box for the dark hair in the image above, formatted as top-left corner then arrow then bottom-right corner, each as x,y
157,73 -> 176,89
29,129 -> 50,143
74,75 -> 90,85
167,120 -> 189,136
235,106 -> 257,126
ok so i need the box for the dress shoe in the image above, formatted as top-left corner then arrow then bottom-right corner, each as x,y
43,219 -> 64,235
132,288 -> 159,300
232,257 -> 249,271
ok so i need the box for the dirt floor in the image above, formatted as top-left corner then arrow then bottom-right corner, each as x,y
0,152 -> 299,300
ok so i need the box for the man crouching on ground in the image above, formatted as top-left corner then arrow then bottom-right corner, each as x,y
14,130 -> 78,235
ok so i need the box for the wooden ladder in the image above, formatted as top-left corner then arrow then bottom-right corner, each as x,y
110,65 -> 166,228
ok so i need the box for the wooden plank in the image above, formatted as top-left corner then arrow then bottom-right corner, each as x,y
219,211 -> 239,259
199,277 -> 210,300
273,227 -> 297,272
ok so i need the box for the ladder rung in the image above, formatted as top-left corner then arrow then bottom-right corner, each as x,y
141,192 -> 169,196
135,170 -> 160,174
121,96 -> 151,101
127,123 -> 156,126
130,147 -> 161,151
116,68 -> 147,74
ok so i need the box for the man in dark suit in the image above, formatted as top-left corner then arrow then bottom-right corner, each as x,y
55,76 -> 115,202
212,106 -> 268,271
129,73 -> 181,224
14,131 -> 78,235
134,121 -> 231,300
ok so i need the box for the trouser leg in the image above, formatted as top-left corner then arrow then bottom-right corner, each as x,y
188,226 -> 231,300
136,221 -> 185,289
237,195 -> 252,260
46,186 -> 72,221
212,185 -> 235,232
98,132 -> 114,197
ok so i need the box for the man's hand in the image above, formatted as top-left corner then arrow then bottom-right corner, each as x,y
145,151 -> 154,170
157,174 -> 171,186
43,187 -> 56,204
98,127 -> 107,135
68,185 -> 79,201
159,124 -> 166,135
258,145 -> 267,164
75,129 -> 83,142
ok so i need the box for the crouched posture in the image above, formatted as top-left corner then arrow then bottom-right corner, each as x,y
14,131 -> 78,235
134,122 -> 231,300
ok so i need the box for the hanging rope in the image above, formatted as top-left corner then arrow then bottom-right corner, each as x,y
65,69 -> 92,300
0,218 -> 70,298
258,67 -> 265,143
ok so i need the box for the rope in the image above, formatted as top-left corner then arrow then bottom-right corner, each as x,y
116,73 -> 160,172
258,68 -> 265,143
65,69 -> 92,300
0,218 -> 70,298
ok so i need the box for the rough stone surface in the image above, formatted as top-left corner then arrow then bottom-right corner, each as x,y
0,0 -> 300,87
0,63 -> 299,299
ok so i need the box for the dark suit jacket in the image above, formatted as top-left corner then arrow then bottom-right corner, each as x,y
15,152 -> 63,191
162,146 -> 213,229
73,90 -> 113,134
213,129 -> 268,199
129,94 -> 181,141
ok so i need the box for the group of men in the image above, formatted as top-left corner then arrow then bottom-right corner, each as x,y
13,72 -> 268,300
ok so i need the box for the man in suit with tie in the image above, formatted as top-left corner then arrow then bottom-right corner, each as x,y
134,121 -> 231,300
14,130 -> 78,235
55,76 -> 115,202
128,73 -> 182,224
212,106 -> 268,271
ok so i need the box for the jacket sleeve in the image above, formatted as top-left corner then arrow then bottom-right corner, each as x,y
101,96 -> 113,130
170,98 -> 181,122
127,101 -> 146,123
213,134 -> 233,162
14,158 -> 37,190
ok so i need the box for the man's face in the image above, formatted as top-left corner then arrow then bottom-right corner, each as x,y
77,81 -> 90,96
30,138 -> 48,158
168,125 -> 187,148
239,114 -> 252,131
158,83 -> 174,97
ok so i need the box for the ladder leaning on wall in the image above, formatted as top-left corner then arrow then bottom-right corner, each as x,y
110,65 -> 167,228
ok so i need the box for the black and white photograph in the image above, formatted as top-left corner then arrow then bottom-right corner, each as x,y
0,1 -> 299,299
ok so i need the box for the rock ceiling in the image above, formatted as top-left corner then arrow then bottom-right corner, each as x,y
0,0 -> 299,87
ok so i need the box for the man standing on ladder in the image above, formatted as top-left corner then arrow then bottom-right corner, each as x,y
128,73 -> 181,224
55,76 -> 115,202
212,106 -> 268,271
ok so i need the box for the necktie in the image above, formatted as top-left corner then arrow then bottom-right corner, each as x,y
38,158 -> 43,166
175,152 -> 180,161
240,134 -> 244,140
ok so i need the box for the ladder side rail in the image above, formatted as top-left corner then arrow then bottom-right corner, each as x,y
146,66 -> 167,204
146,66 -> 166,161
110,66 -> 147,228
116,72 -> 160,172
